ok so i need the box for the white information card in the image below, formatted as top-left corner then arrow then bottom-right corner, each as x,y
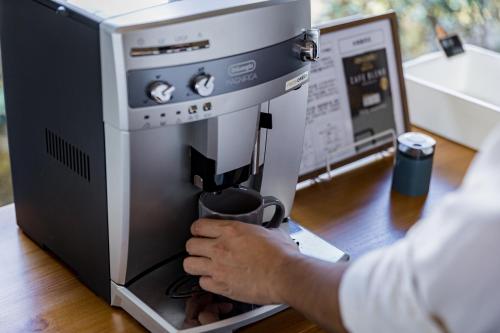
300,13 -> 409,177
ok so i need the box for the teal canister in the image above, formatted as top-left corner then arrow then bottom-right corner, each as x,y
392,132 -> 436,196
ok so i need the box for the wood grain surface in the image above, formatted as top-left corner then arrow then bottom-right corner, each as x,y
0,129 -> 476,333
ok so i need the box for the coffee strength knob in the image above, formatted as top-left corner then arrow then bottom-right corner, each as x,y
193,74 -> 215,97
148,81 -> 176,104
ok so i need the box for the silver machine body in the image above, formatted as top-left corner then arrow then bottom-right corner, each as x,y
4,0 -> 317,331
102,1 -> 314,331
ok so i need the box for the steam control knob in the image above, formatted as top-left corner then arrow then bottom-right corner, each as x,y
148,81 -> 175,104
193,74 -> 215,97
297,28 -> 320,62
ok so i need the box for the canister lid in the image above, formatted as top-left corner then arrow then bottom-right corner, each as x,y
397,132 -> 436,159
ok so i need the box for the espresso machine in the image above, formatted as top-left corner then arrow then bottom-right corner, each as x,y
1,0 -> 345,331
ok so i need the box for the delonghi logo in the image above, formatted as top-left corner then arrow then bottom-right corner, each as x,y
228,60 -> 257,77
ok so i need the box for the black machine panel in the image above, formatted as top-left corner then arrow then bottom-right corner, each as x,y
0,0 -> 111,301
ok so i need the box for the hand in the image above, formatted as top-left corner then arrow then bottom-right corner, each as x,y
183,219 -> 302,305
183,291 -> 233,328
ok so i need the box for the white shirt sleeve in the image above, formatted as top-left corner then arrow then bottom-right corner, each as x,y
339,127 -> 500,333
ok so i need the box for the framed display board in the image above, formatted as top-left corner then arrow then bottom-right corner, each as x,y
299,12 -> 410,181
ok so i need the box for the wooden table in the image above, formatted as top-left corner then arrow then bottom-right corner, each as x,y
0,129 -> 475,333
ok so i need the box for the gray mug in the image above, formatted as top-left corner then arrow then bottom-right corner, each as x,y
198,187 -> 285,228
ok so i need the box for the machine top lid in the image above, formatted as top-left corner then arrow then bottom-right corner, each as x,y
52,0 -> 299,31
98,0 -> 293,32
52,0 -> 178,21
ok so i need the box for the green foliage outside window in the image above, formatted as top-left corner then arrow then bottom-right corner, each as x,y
0,75 -> 11,207
312,0 -> 500,59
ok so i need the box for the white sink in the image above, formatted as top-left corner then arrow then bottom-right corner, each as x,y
404,45 -> 500,150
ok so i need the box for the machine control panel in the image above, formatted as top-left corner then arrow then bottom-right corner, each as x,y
148,81 -> 175,104
125,34 -> 315,130
193,73 -> 215,97
127,36 -> 306,109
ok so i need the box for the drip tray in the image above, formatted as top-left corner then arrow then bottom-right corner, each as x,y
111,256 -> 285,333
128,255 -> 194,329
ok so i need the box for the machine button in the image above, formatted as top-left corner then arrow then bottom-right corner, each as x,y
202,102 -> 212,111
148,81 -> 176,104
193,74 -> 215,97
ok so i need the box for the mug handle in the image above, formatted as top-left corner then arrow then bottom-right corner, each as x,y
262,196 -> 286,228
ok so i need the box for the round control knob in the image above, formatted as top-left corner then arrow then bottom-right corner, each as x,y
148,81 -> 176,104
193,74 -> 215,97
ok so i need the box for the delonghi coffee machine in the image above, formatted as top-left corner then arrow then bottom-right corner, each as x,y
0,0 -> 340,332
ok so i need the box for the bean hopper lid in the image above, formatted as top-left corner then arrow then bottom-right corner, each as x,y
397,132 -> 436,159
